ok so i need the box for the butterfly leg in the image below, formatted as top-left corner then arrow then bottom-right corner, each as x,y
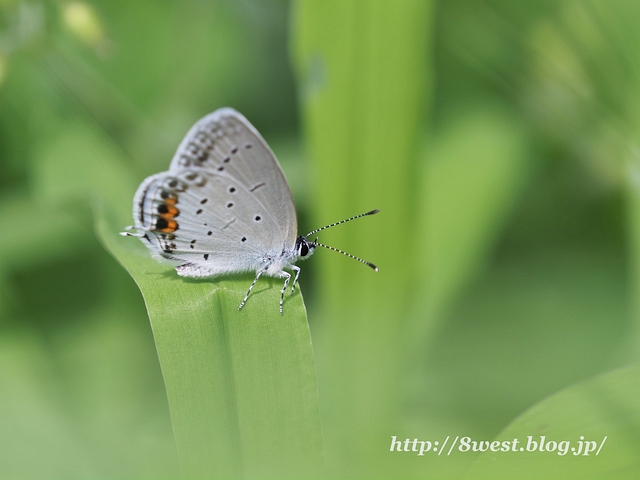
280,271 -> 292,315
290,265 -> 301,295
280,270 -> 291,315
239,269 -> 265,310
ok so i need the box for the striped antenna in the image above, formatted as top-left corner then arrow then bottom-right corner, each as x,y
305,209 -> 380,237
314,241 -> 378,271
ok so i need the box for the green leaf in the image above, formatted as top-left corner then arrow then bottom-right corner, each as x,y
466,365 -> 640,480
38,122 -> 324,479
292,0 -> 433,315
292,1 -> 433,476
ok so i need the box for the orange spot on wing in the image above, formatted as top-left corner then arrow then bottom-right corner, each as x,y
160,205 -> 179,219
159,220 -> 178,233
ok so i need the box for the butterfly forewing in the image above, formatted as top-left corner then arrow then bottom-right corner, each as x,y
169,109 -> 297,243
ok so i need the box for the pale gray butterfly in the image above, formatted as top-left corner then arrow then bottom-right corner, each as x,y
121,108 -> 378,313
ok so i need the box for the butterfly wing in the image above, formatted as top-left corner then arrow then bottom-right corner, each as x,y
132,108 -> 298,277
169,108 -> 297,239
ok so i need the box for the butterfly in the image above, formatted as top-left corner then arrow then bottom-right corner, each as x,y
121,108 -> 378,313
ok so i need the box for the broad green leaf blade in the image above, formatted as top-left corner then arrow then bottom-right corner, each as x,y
292,0 -> 432,315
466,365 -> 640,480
292,1 -> 433,476
37,122 -> 324,479
100,223 -> 323,478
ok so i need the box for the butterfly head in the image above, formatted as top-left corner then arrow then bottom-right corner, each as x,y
295,236 -> 317,261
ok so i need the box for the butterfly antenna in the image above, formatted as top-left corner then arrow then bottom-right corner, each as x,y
305,209 -> 379,236
314,241 -> 378,272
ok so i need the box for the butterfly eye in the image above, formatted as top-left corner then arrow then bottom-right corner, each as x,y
300,242 -> 309,257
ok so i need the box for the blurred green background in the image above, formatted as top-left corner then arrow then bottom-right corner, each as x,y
1,0 -> 639,478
